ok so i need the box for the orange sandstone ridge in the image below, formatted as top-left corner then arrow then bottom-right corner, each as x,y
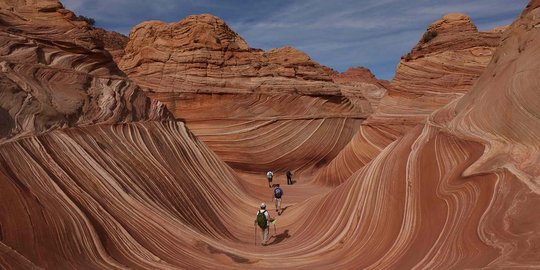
0,0 -> 169,141
1,0 -> 539,269
118,14 -> 385,174
119,14 -> 341,96
313,13 -> 505,185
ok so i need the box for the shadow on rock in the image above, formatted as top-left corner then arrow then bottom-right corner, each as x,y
206,243 -> 254,264
268,229 -> 291,245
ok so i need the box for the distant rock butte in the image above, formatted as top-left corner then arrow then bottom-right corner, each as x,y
118,14 -> 383,173
119,14 -> 342,96
332,67 -> 388,87
314,14 -> 505,185
378,13 -> 504,121
0,0 -> 169,140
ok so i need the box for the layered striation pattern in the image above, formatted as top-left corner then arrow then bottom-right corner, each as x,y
0,121 -> 258,269
313,13 -> 505,186
381,13 -> 503,119
119,14 -> 341,96
1,0 -> 539,269
118,14 -> 379,175
0,0 -> 168,141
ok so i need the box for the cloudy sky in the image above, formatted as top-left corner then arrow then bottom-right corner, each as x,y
62,0 -> 528,80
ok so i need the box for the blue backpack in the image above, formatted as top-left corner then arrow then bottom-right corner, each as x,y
274,187 -> 283,198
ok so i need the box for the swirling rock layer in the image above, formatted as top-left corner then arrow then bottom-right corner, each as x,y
0,0 -> 168,141
332,67 -> 388,111
1,0 -> 540,269
383,13 -> 503,117
313,13 -> 505,185
118,14 -> 378,174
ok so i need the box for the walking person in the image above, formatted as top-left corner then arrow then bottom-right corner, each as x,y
286,170 -> 293,185
266,170 -> 273,187
273,184 -> 283,215
254,203 -> 271,246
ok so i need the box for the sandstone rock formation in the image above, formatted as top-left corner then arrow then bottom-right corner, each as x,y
332,67 -> 388,111
386,13 -> 503,118
313,13 -> 506,186
0,0 -> 169,141
120,14 -> 341,96
1,0 -> 539,269
118,14 -> 379,175
278,3 -> 540,267
89,28 -> 128,63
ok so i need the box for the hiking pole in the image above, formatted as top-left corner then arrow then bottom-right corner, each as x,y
254,224 -> 257,246
274,223 -> 276,235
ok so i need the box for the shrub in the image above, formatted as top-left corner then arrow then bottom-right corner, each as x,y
422,30 -> 438,43
402,53 -> 412,62
75,15 -> 96,26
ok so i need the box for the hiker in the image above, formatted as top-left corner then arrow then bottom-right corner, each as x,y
273,184 -> 283,215
254,202 -> 271,245
286,170 -> 293,185
266,171 -> 273,187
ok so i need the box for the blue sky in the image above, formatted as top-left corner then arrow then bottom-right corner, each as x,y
62,0 -> 528,80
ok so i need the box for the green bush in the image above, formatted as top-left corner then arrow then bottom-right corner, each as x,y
422,30 -> 438,43
75,15 -> 95,26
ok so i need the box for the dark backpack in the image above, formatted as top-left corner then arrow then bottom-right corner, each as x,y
256,210 -> 267,228
274,187 -> 283,198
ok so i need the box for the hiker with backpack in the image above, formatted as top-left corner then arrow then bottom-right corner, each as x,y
266,171 -> 273,187
273,184 -> 283,215
254,203 -> 272,246
286,170 -> 293,185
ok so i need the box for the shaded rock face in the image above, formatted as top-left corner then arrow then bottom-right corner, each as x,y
89,28 -> 128,64
0,0 -> 169,141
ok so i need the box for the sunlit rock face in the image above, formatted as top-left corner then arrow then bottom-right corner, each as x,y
118,14 -> 382,175
332,66 -> 389,111
386,13 -> 503,115
291,2 -> 540,268
441,1 -> 540,197
0,0 -> 169,142
1,0 -> 539,269
119,14 -> 341,96
313,13 -> 506,186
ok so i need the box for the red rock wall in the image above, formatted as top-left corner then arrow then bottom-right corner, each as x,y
0,1 -> 539,269
0,0 -> 169,141
313,13 -> 505,186
118,14 -> 378,174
